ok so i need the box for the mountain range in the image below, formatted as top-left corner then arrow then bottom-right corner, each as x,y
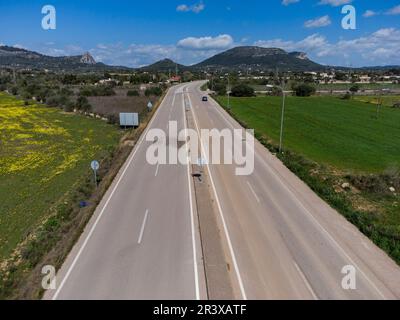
0,45 -> 398,73
0,46 -> 129,72
139,58 -> 189,72
191,46 -> 325,72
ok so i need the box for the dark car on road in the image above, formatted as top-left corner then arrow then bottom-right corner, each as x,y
202,96 -> 208,102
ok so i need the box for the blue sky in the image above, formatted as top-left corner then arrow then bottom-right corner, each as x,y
1,0 -> 400,67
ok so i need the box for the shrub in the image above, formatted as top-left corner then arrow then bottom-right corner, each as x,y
341,93 -> 352,100
267,86 -> 282,97
127,90 -> 140,97
292,83 -> 316,97
63,101 -> 75,112
145,87 -> 162,97
9,85 -> 18,95
230,84 -> 255,97
107,114 -> 119,125
45,95 -> 70,108
347,169 -> 400,195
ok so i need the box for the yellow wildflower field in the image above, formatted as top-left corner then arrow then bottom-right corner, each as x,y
0,93 -> 121,259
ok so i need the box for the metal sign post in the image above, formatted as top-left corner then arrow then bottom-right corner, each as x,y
91,160 -> 100,188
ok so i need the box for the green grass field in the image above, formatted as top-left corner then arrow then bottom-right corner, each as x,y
316,83 -> 400,91
250,83 -> 400,92
216,95 -> 400,173
0,93 -> 121,260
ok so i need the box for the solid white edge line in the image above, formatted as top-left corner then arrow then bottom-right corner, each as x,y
182,88 -> 201,300
187,86 -> 248,300
138,210 -> 149,244
52,87 -> 173,300
207,89 -> 387,300
293,261 -> 318,300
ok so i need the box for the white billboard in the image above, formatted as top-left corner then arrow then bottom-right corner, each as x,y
119,113 -> 139,127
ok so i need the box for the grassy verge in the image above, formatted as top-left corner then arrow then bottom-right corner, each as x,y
354,95 -> 400,107
214,95 -> 400,265
0,91 -> 165,299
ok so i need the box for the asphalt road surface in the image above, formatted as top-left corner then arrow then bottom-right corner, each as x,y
183,81 -> 400,300
45,84 -> 206,300
45,81 -> 400,300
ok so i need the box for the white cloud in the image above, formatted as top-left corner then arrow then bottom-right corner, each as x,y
304,15 -> 331,28
177,2 -> 205,13
255,34 -> 329,53
13,44 -> 26,49
177,34 -> 234,50
386,5 -> 400,15
282,0 -> 300,6
39,44 -> 83,57
363,10 -> 378,18
318,0 -> 352,7
177,4 -> 190,12
255,28 -> 400,66
192,3 -> 205,13
18,28 -> 400,68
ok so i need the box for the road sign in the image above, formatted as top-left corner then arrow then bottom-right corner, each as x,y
91,160 -> 100,188
91,160 -> 100,171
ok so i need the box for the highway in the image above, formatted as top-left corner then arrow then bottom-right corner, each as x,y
183,81 -> 400,300
45,84 -> 206,300
45,81 -> 400,300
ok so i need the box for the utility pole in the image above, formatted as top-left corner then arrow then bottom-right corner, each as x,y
376,89 -> 383,119
227,74 -> 231,110
277,70 -> 286,154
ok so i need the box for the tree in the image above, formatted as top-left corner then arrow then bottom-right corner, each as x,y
334,72 -> 348,81
349,84 -> 360,95
293,83 -> 316,97
267,86 -> 283,97
230,84 -> 255,97
76,96 -> 91,112
183,71 -> 194,82
214,83 -> 226,96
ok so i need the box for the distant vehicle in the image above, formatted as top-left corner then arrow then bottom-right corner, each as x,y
202,96 -> 208,102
